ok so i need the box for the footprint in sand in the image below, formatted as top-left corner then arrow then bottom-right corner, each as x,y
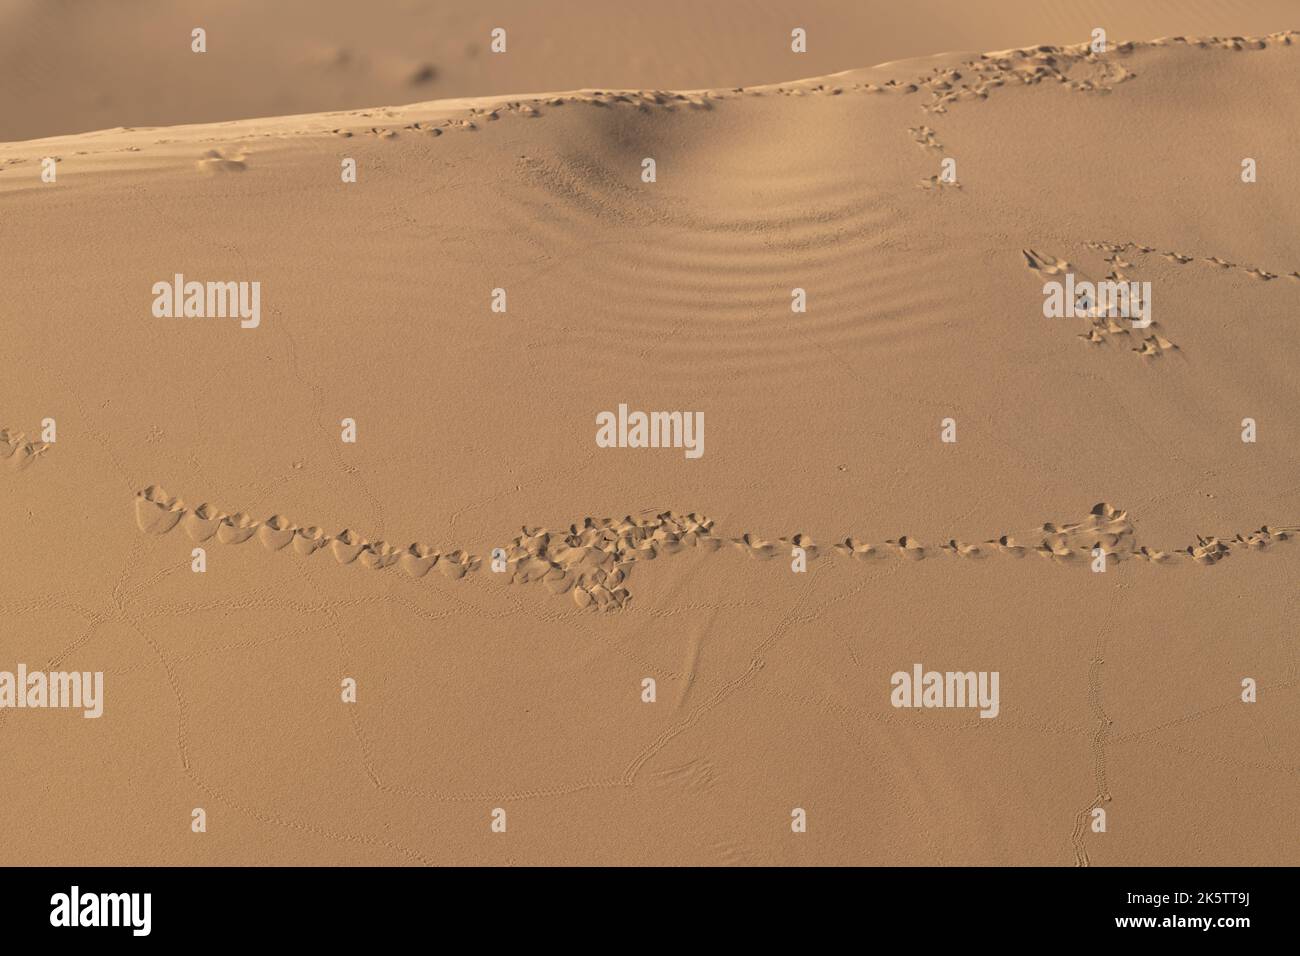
197,148 -> 247,173
1022,248 -> 1071,276
0,427 -> 51,473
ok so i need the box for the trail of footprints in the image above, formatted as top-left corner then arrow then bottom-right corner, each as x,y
908,127 -> 962,190
0,32 -> 1291,179
899,35 -> 1292,191
916,42 -> 1137,115
297,36 -> 1294,184
329,92 -> 715,144
1025,240 -> 1298,359
138,30 -> 1288,175
135,491 -> 1296,613
135,486 -> 719,613
913,32 -> 1295,115
0,33 -> 1288,178
0,425 -> 51,473
1088,240 -> 1300,285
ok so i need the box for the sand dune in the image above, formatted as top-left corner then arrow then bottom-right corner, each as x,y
1,17 -> 1297,867
4,0 -> 1300,140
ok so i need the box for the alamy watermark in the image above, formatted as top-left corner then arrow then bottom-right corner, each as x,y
152,274 -> 261,329
0,664 -> 103,718
595,404 -> 704,459
50,886 -> 150,936
890,663 -> 999,718
1043,274 -> 1151,329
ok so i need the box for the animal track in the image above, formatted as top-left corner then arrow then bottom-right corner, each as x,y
909,126 -> 959,189
136,491 -> 1297,613
915,32 -> 1295,116
196,148 -> 247,173
1029,240 -> 1299,359
1087,240 -> 1299,285
909,126 -> 943,150
5,31 -> 1292,194
1024,247 -> 1178,359
135,486 -> 721,614
918,45 -> 1137,115
784,502 -> 1295,567
1023,248 -> 1072,276
900,33 -> 1294,209
134,483 -> 482,578
0,425 -> 51,472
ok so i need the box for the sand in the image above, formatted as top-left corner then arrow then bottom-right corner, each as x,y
1,2 -> 1297,866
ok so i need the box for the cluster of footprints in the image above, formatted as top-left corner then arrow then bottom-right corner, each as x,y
916,41 -> 1138,115
136,490 -> 1295,613
1024,247 -> 1179,359
135,486 -> 717,613
0,426 -> 50,472
1026,240 -> 1298,360
913,33 -> 1295,115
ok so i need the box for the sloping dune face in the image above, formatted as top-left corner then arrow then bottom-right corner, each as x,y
1,30 -> 1298,865
3,0 -> 1300,139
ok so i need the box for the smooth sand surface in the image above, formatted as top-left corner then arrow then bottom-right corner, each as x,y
1,7 -> 1297,865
